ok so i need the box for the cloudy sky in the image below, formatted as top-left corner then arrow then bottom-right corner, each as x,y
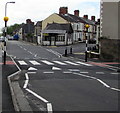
0,0 -> 100,33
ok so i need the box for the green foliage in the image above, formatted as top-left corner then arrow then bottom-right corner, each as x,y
7,24 -> 20,35
1,24 -> 21,35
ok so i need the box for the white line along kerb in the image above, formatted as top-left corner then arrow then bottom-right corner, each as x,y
72,72 -> 120,92
23,73 -> 29,89
24,73 -> 53,112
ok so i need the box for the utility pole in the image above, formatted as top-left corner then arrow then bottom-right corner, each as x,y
84,24 -> 90,62
3,2 -> 15,65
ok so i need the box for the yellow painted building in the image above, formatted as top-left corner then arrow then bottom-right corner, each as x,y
42,13 -> 68,30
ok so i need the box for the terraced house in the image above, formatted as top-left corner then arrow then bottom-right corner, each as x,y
41,7 -> 100,46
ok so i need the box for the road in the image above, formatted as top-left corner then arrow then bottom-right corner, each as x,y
6,40 -> 120,112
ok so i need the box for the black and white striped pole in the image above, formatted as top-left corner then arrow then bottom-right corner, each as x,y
85,24 -> 90,62
3,17 -> 9,65
3,2 -> 15,65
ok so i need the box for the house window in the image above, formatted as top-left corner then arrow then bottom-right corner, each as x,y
56,35 -> 65,41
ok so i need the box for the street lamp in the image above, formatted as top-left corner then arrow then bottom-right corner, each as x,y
3,1 -> 15,65
84,24 -> 90,62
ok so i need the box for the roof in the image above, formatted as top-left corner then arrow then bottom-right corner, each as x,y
58,13 -> 96,25
42,23 -> 73,34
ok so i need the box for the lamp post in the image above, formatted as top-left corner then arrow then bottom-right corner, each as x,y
85,24 -> 90,62
3,1 -> 15,65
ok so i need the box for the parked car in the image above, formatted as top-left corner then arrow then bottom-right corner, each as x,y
88,38 -> 96,44
8,36 -> 13,40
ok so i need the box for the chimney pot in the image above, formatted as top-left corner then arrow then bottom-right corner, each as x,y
83,15 -> 88,19
59,7 -> 68,15
91,16 -> 95,21
74,10 -> 79,16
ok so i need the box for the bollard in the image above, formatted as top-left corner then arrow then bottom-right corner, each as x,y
70,46 -> 72,54
65,48 -> 67,57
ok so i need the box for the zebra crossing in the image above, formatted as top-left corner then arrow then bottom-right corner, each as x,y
16,59 -> 93,67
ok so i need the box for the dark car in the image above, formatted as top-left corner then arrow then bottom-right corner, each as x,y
88,38 -> 96,44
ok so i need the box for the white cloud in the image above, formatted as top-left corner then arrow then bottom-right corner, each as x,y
0,0 -> 100,33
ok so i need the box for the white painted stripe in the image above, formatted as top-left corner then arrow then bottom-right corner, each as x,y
23,80 -> 29,89
76,61 -> 92,66
47,103 -> 53,113
26,88 -> 48,103
73,72 -> 120,92
25,73 -> 29,80
43,72 -> 54,74
111,73 -> 119,75
23,73 -> 29,89
53,61 -> 67,65
69,69 -> 80,72
29,60 -> 41,65
24,48 -> 27,51
80,72 -> 89,74
96,79 -> 110,88
96,72 -> 104,74
111,87 -> 120,92
63,71 -> 72,74
18,61 -> 27,65
52,66 -> 61,70
64,61 -> 79,65
41,60 -> 54,65
27,72 -> 36,74
73,72 -> 96,79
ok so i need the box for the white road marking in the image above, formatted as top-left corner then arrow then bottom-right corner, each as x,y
29,60 -> 41,65
25,73 -> 29,80
41,60 -> 54,65
24,48 -> 27,51
34,54 -> 37,57
27,72 -> 37,74
28,67 -> 37,71
26,88 -> 49,103
28,51 -> 32,54
64,61 -> 79,66
47,103 -> 53,113
52,66 -> 61,70
111,73 -> 119,75
23,73 -> 53,112
53,61 -> 67,65
46,49 -> 62,58
96,79 -> 110,88
76,61 -> 92,66
23,73 -> 29,89
96,72 -> 105,74
63,71 -> 72,74
111,87 -> 120,92
80,72 -> 89,74
43,72 -> 54,74
18,61 -> 27,65
72,72 -> 120,92
69,69 -> 80,72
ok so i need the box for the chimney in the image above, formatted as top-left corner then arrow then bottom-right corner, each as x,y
97,19 -> 100,22
26,19 -> 32,24
91,16 -> 95,21
83,15 -> 88,19
74,10 -> 79,16
59,7 -> 68,15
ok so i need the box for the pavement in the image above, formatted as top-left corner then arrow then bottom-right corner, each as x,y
66,50 -> 120,71
2,55 -> 18,112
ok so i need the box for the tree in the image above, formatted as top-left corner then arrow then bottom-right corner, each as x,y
2,23 -> 21,35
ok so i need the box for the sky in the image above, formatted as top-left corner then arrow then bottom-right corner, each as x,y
0,0 -> 100,33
